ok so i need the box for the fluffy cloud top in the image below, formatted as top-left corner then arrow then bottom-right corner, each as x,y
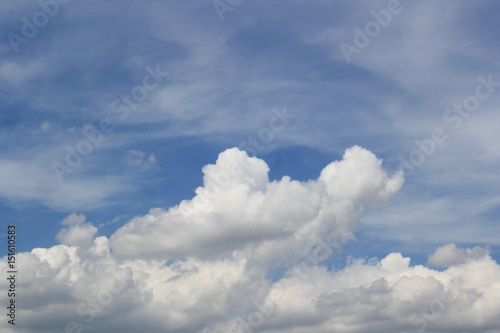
109,146 -> 404,264
57,213 -> 98,250
427,243 -> 490,267
1,147 -> 499,333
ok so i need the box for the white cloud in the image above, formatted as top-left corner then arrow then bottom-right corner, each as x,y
1,147 -> 499,333
1,238 -> 499,332
57,213 -> 98,251
0,1 -> 498,331
109,146 -> 403,263
61,213 -> 86,226
428,243 -> 490,268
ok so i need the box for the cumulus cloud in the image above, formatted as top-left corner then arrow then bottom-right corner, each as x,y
109,146 -> 404,264
56,213 -> 98,251
1,240 -> 499,332
61,213 -> 86,226
427,243 -> 490,268
231,251 -> 499,333
1,146 -> 499,333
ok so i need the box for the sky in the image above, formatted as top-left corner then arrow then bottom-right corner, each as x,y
1,0 -> 500,332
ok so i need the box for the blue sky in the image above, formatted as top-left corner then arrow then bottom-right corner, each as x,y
1,1 -> 500,332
